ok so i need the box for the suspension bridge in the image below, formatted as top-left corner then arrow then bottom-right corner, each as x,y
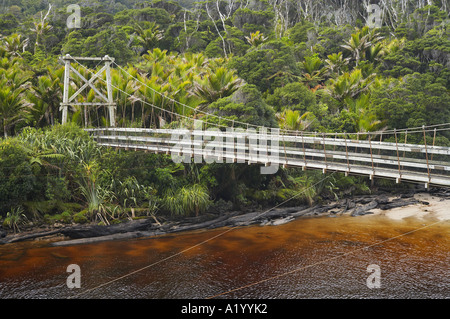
61,55 -> 450,188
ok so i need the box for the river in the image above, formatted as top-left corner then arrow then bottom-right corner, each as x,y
0,196 -> 449,299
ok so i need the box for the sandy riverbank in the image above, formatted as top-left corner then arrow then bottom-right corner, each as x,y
371,192 -> 450,221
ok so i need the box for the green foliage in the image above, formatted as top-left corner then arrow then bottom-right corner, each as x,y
0,55 -> 33,137
288,21 -> 315,44
370,73 -> 450,130
265,82 -> 317,113
228,40 -> 300,93
61,211 -> 72,223
29,65 -> 64,127
207,84 -> 278,128
383,23 -> 450,84
3,206 -> 27,233
245,31 -> 268,47
73,210 -> 89,224
193,67 -> 244,108
45,177 -> 71,202
0,138 -> 36,215
0,14 -> 19,35
62,28 -> 135,64
114,6 -> 172,28
163,183 -> 212,217
204,26 -> 249,58
232,8 -> 274,35
276,109 -> 315,131
341,26 -> 385,68
132,21 -> 164,55
325,68 -> 376,103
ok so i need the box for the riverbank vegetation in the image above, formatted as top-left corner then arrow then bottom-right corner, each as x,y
0,0 -> 449,233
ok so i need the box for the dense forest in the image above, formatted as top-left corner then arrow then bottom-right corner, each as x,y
0,0 -> 449,232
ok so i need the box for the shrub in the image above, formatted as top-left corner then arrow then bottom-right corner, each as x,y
163,183 -> 212,217
73,210 -> 89,224
3,206 -> 27,233
61,211 -> 72,224
0,139 -> 36,215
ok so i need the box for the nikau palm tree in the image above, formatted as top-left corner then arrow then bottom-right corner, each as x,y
276,109 -> 313,131
1,34 -> 29,57
245,31 -> 268,47
0,65 -> 32,137
345,94 -> 385,134
193,67 -> 244,110
31,67 -> 64,126
300,55 -> 325,89
341,26 -> 384,67
325,68 -> 376,102
133,22 -> 164,55
324,52 -> 350,77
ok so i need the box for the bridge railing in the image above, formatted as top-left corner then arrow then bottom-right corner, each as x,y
86,127 -> 450,187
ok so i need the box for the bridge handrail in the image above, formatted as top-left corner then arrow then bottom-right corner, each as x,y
86,128 -> 450,156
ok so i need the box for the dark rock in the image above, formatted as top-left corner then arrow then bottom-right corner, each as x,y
355,196 -> 376,204
376,195 -> 389,204
351,200 -> 378,217
378,198 -> 419,210
345,199 -> 356,209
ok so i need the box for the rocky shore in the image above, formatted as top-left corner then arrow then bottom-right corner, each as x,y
1,188 -> 449,247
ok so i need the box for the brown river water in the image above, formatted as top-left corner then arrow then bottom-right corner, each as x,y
0,201 -> 449,299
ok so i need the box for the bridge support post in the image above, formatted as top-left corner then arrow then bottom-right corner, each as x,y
60,57 -> 70,124
105,58 -> 115,127
59,54 -> 116,127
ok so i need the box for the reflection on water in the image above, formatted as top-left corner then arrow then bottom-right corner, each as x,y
0,213 -> 448,299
